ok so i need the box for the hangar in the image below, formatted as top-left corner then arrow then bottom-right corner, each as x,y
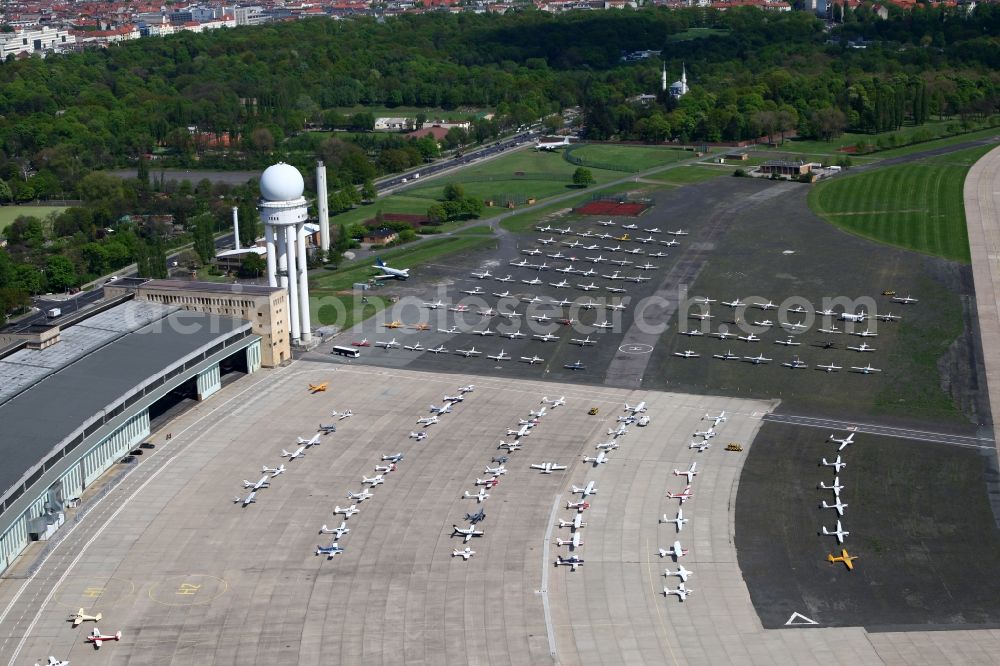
0,299 -> 263,575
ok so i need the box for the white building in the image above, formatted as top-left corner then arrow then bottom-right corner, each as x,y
668,63 -> 689,100
0,26 -> 71,58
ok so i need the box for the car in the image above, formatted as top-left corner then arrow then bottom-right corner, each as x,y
882,289 -> 896,296
139,442 -> 155,450
130,449 -> 144,456
120,455 -> 136,464
588,407 -> 599,415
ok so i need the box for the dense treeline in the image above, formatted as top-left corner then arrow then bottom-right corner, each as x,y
0,6 -> 998,315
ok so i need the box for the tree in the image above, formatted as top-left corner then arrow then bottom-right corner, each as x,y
443,183 -> 465,201
238,252 -> 266,278
192,212 -> 216,264
361,178 -> 377,203
572,167 -> 594,188
426,203 -> 447,224
808,108 -> 848,141
0,178 -> 13,203
45,255 -> 77,292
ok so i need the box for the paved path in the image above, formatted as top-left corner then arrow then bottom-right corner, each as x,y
963,143 -> 1000,461
763,413 -> 995,450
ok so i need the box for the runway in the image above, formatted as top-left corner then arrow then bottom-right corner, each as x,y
762,413 -> 995,449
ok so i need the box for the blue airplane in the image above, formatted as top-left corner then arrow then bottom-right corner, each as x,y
316,543 -> 345,559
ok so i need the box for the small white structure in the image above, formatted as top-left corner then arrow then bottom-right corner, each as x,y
668,63 -> 689,100
260,163 -> 311,345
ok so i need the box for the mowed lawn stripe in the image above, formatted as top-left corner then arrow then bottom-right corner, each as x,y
808,144 -> 993,263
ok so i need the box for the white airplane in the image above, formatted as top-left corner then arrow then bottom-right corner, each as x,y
816,362 -> 843,373
281,446 -> 306,460
624,401 -> 647,414
403,342 -> 425,352
571,481 -> 598,498
537,224 -> 554,232
427,345 -> 451,356
637,262 -> 657,270
595,440 -> 619,451
510,259 -> 530,268
840,310 -> 867,322
775,336 -> 801,346
70,607 -> 103,626
507,424 -> 532,438
542,396 -> 567,407
375,338 -> 400,350
583,451 -> 609,466
821,519 -> 850,544
539,237 -> 557,245
783,320 -> 807,331
660,508 -> 688,532
471,269 -> 492,279
86,627 -> 122,648
472,328 -> 495,337
362,474 -> 385,487
566,500 -> 590,513
484,464 -> 507,476
521,248 -> 542,256
495,274 -> 514,283
569,336 -> 597,347
787,305 -> 807,314
637,236 -> 655,244
818,476 -> 844,497
461,286 -> 485,296
422,300 -> 446,309
689,312 -> 713,321
744,353 -> 772,365
660,239 -> 680,247
550,279 -> 570,288
679,329 -> 705,337
36,659 -> 69,666
334,504 -> 359,518
577,282 -> 599,291
262,464 -> 285,477
504,330 -> 527,340
664,564 -> 693,583
821,498 -> 848,516
347,489 -> 373,502
875,312 -> 902,321
486,349 -> 511,362
891,294 -> 918,304
530,405 -> 548,418
663,583 -> 693,602
621,223 -> 639,230
555,532 -> 583,549
242,475 -> 271,491
416,415 -> 440,426
372,258 -> 409,280
666,485 -> 694,503
694,425 -> 717,439
673,462 -> 698,483
531,314 -> 552,324
522,277 -> 542,286
674,350 -> 700,358
429,403 -> 454,415
521,295 -> 543,304
593,320 -> 613,329
320,522 -> 350,538
851,363 -> 882,374
603,245 -> 622,253
689,440 -> 711,453
534,332 -> 559,342
782,357 -> 808,369
650,251 -> 669,258
563,239 -> 583,248
383,452 -> 405,463
558,514 -> 587,530
556,555 -> 585,571
608,424 -> 628,438
580,267 -> 598,276
739,333 -> 761,342
475,476 -> 499,487
818,326 -> 842,334
829,432 -> 855,451
713,350 -> 741,360
458,384 -> 475,394
721,298 -> 745,308
521,354 -> 545,364
452,524 -> 484,542
847,342 -> 877,352
752,319 -> 774,328
822,456 -> 846,472
704,411 -> 727,426
667,229 -> 688,236
658,540 -> 689,560
556,264 -> 576,274
536,136 -> 572,151
452,547 -> 476,560
754,300 -> 777,310
597,219 -> 615,226
455,347 -> 482,358
463,488 -> 490,503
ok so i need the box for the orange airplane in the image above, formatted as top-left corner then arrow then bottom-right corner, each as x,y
827,548 -> 858,570
383,320 -> 404,329
308,382 -> 328,394
410,323 -> 430,331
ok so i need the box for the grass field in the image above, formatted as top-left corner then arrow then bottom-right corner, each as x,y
0,205 -> 67,230
642,165 -> 729,185
565,144 -> 692,172
666,27 -> 729,41
808,143 -> 996,263
780,121 -> 999,159
498,182 -> 645,232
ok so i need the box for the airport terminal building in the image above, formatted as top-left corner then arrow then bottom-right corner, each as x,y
0,287 -> 281,576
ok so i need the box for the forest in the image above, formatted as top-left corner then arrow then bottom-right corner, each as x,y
0,5 -> 998,318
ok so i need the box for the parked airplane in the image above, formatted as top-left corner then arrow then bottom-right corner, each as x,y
679,329 -> 705,337
554,532 -> 584,549
463,488 -> 490,503
744,353 -> 772,365
429,403 -> 454,415
667,229 -> 689,236
828,548 -> 858,570
564,360 -> 587,371
822,456 -> 846,472
571,481 -> 598,498
558,514 -> 587,532
689,312 -> 713,321
316,543 -> 345,559
484,464 -> 507,476
570,336 -> 597,347
663,583 -> 693,602
320,522 -> 350,539
666,485 -> 694,503
403,342 -> 425,352
840,310 -> 867,322
583,451 -> 609,466
452,547 -> 476,560
851,363 -> 882,374
818,326 -> 842,334
362,474 -> 385,487
821,498 -> 848,516
713,350 -> 741,360
416,415 -> 439,426
36,658 -> 69,666
521,355 -> 545,365
660,239 -> 680,247
242,475 -> 272,491
664,564 -> 693,583
594,320 -> 614,329
455,347 -> 482,358
891,294 -> 918,304
721,298 -> 745,308
70,608 -> 103,626
347,489 -> 374,502
673,462 -> 698,483
534,332 -> 559,342
595,440 -> 619,451
751,319 -> 774,328
350,338 -> 371,348
334,504 -> 359,518
262,464 -> 286,477
556,555 -> 585,571
847,342 -> 877,352
508,424 -> 533,439
375,338 -> 400,349
471,269 -> 492,279
232,491 -> 257,507
536,136 -> 572,150
775,336 -> 801,346
782,356 -> 808,369
829,431 -> 855,450
281,446 -> 306,460
875,312 -> 902,321
465,508 -> 486,524
816,362 -> 843,373
85,628 -> 122,648
522,277 -> 543,286
308,382 -> 328,394
566,500 -> 591,513
689,441 -> 711,452
821,519 -> 850,544
578,282 -> 600,291
818,476 -> 844,497
658,540 -> 689,560
660,508 -> 688,532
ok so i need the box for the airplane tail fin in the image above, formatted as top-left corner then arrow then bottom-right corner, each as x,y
376,258 -> 386,267
281,449 -> 290,456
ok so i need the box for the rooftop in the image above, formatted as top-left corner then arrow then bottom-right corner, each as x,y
137,279 -> 282,296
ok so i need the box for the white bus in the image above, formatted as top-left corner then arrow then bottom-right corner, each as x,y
331,345 -> 360,358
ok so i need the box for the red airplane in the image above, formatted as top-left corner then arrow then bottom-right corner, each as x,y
665,485 -> 694,503
351,338 -> 371,347
86,628 -> 122,648
566,500 -> 590,512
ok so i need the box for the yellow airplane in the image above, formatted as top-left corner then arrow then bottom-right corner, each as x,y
618,233 -> 630,241
410,323 -> 430,331
383,320 -> 404,329
308,382 -> 328,394
827,548 -> 858,570
70,608 -> 103,626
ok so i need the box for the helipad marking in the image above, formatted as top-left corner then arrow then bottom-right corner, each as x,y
618,343 -> 653,354
785,611 -> 819,626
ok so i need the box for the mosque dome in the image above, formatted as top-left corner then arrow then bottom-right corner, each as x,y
259,162 -> 305,202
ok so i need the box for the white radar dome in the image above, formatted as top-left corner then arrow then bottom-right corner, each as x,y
259,162 -> 305,201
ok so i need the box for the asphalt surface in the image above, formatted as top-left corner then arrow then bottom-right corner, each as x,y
736,421 -> 1000,631
762,413 -> 995,449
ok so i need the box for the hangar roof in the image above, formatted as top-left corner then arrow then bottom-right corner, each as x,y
0,305 -> 249,498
